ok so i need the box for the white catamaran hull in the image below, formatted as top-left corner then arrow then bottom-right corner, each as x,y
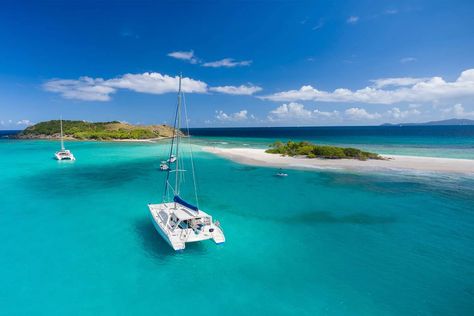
148,203 -> 225,251
55,151 -> 75,161
147,75 -> 225,251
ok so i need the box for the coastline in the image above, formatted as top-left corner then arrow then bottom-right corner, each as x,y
10,136 -> 171,142
203,146 -> 474,174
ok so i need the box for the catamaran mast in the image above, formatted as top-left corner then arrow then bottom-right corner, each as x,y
174,75 -> 182,196
60,116 -> 65,151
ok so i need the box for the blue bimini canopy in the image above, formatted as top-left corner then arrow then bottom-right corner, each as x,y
174,195 -> 199,212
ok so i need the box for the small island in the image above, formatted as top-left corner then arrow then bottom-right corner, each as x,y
266,141 -> 383,160
17,120 -> 179,141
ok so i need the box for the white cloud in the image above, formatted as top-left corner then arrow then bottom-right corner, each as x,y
17,119 -> 34,126
313,109 -> 340,118
216,110 -> 251,121
167,51 -> 252,69
105,72 -> 207,94
202,58 -> 252,68
265,104 -> 425,124
386,107 -> 420,119
44,72 -> 207,101
345,108 -> 381,120
43,77 -> 116,101
370,77 -> 428,88
268,102 -> 313,121
260,68 -> 474,105
167,50 -> 199,64
347,16 -> 359,24
400,57 -> 417,64
441,103 -> 474,118
210,84 -> 262,95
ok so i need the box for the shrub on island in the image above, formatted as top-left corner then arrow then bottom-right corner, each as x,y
18,120 -> 178,140
266,141 -> 382,160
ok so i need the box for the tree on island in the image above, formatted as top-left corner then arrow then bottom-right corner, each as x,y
266,141 -> 382,160
18,120 -> 179,140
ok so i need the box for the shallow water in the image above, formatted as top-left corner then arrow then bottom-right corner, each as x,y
189,125 -> 474,159
0,139 -> 473,315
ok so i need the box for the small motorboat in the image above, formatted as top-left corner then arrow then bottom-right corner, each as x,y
167,155 -> 177,163
160,161 -> 170,171
275,168 -> 288,177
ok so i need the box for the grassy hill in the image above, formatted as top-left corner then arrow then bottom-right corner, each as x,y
18,120 -> 179,140
266,141 -> 382,160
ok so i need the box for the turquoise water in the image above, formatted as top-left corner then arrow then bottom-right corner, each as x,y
1,139 -> 474,315
189,126 -> 474,159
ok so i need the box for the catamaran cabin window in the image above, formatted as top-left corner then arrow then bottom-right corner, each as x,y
178,221 -> 189,229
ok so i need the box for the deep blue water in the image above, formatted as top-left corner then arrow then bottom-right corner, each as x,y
189,126 -> 474,158
189,125 -> 474,139
0,130 -> 20,137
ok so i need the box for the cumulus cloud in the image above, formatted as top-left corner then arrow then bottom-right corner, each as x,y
266,103 -> 426,124
267,103 -> 340,123
16,119 -> 34,126
313,109 -> 340,118
442,103 -> 474,118
370,77 -> 428,88
167,50 -> 199,64
216,110 -> 252,121
209,84 -> 262,95
105,72 -> 207,94
345,107 -> 381,120
386,107 -> 420,119
202,58 -> 252,68
43,77 -> 116,101
260,68 -> 474,105
347,16 -> 359,24
268,102 -> 313,121
44,72 -> 207,101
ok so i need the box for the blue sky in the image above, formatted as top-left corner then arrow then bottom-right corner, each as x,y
1,0 -> 474,129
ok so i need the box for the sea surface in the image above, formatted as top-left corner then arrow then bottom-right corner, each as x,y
0,128 -> 473,315
189,125 -> 474,159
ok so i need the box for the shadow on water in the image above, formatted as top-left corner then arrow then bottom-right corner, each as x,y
286,211 -> 396,225
133,218 -> 210,261
24,157 -> 159,196
220,205 -> 396,225
310,171 -> 474,202
133,218 -> 176,259
232,165 -> 259,172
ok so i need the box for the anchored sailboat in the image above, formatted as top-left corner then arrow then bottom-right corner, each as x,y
148,75 -> 225,251
54,117 -> 75,161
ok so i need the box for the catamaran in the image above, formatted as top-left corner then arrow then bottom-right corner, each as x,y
54,117 -> 75,161
148,75 -> 225,251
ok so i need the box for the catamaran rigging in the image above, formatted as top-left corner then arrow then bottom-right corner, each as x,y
148,75 -> 225,251
54,116 -> 75,161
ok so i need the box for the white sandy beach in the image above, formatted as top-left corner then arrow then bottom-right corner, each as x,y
203,146 -> 474,174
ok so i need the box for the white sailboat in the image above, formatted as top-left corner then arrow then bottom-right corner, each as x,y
148,75 -> 225,251
54,117 -> 75,161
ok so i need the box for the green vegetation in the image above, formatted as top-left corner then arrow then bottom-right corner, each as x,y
266,141 -> 382,160
18,120 -> 179,140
